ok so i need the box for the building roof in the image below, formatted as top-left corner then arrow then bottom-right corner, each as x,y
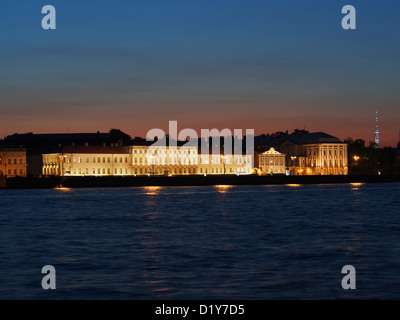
4,129 -> 131,153
278,132 -> 342,145
60,145 -> 129,155
0,140 -> 26,151
127,136 -> 191,147
261,147 -> 283,155
255,131 -> 343,151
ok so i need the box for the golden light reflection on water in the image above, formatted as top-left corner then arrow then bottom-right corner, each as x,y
214,185 -> 233,193
350,182 -> 365,190
285,184 -> 302,187
53,187 -> 72,192
142,186 -> 162,195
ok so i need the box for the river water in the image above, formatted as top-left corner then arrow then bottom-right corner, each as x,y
0,183 -> 399,299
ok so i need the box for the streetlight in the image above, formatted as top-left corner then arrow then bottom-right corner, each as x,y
353,155 -> 359,165
221,155 -> 226,174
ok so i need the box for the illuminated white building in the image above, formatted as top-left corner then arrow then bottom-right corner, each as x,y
258,147 -> 286,174
281,138 -> 348,175
42,146 -> 132,176
128,145 -> 199,176
42,143 -> 253,177
128,145 -> 253,176
197,153 -> 253,175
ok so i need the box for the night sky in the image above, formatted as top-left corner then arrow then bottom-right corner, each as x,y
1,0 -> 399,146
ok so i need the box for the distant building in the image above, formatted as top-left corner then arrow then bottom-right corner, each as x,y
5,129 -> 131,152
128,144 -> 199,176
127,142 -> 252,176
5,129 -> 132,177
42,145 -> 131,176
0,146 -> 27,177
198,153 -> 253,175
258,147 -> 286,175
280,132 -> 348,175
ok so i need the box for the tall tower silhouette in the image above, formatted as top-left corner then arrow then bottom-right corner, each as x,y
374,110 -> 380,149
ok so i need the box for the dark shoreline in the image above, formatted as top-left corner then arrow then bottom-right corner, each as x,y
1,174 -> 399,189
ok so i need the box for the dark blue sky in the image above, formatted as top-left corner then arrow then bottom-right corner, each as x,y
0,0 -> 399,146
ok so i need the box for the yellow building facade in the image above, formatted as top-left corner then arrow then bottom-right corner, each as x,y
43,144 -> 254,177
0,148 -> 28,177
258,147 -> 286,175
281,142 -> 348,175
128,145 -> 253,176
43,146 -> 132,176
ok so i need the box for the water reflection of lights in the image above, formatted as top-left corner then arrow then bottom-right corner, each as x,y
143,186 -> 162,195
214,185 -> 233,193
285,184 -> 302,187
54,187 -> 72,192
350,182 -> 365,190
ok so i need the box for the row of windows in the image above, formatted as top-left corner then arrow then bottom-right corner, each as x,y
4,169 -> 25,175
307,149 -> 345,156
135,167 -> 248,175
296,159 -> 345,167
43,166 -> 250,176
134,157 -> 198,165
45,155 -> 251,165
0,158 -> 25,165
260,157 -> 284,165
133,157 -> 251,165
62,156 -> 129,164
66,168 -> 130,175
323,160 -> 344,166
133,149 -> 196,154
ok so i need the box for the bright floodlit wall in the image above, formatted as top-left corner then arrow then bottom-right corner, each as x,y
0,149 -> 28,177
42,147 -> 131,176
258,147 -> 286,174
129,145 -> 253,176
42,145 -> 254,177
281,143 -> 348,175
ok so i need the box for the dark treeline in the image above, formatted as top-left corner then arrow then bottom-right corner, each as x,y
345,138 -> 400,175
